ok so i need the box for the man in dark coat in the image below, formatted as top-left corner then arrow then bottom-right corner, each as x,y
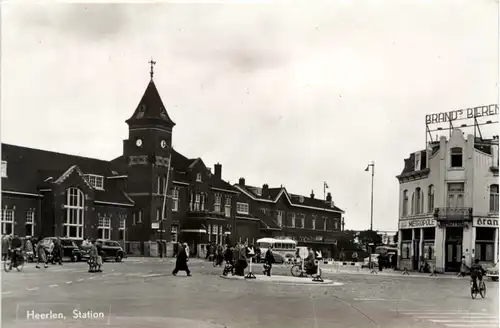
264,245 -> 275,276
172,242 -> 191,276
53,237 -> 63,265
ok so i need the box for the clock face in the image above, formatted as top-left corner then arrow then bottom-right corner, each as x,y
136,139 -> 143,147
161,140 -> 167,149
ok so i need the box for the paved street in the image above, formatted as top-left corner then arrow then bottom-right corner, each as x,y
2,259 -> 498,328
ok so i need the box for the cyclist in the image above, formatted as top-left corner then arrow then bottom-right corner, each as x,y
470,259 -> 486,292
9,234 -> 22,270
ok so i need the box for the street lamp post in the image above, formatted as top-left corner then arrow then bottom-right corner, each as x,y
365,161 -> 375,269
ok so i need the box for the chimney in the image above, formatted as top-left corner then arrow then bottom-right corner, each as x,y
214,163 -> 222,179
326,192 -> 332,203
262,184 -> 269,198
310,190 -> 315,199
238,177 -> 245,186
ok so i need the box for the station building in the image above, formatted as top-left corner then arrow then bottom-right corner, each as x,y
1,68 -> 346,257
396,128 -> 499,272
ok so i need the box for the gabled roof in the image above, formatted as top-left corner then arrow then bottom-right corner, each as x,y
1,143 -> 133,206
233,184 -> 344,214
126,80 -> 175,127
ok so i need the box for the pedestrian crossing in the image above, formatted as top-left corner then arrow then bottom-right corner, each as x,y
392,309 -> 499,327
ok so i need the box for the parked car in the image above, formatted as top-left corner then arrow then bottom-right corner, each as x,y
40,237 -> 82,262
361,254 -> 380,268
486,262 -> 498,282
95,239 -> 126,262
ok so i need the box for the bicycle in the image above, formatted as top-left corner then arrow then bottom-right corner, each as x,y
470,278 -> 486,299
4,248 -> 25,272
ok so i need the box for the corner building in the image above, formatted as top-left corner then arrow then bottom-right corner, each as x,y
396,129 -> 499,273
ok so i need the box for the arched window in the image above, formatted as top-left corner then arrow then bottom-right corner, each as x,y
411,192 -> 415,215
450,147 -> 463,168
64,188 -> 84,239
428,185 -> 435,213
415,187 -> 422,214
402,190 -> 409,217
490,184 -> 499,213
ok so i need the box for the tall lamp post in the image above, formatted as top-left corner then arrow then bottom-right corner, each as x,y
365,161 -> 375,269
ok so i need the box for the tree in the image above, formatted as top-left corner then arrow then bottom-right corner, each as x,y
337,230 -> 358,250
358,230 -> 383,246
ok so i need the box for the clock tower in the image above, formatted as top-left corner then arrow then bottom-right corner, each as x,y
122,62 -> 176,244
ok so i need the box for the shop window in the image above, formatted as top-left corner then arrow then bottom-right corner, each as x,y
401,242 -> 411,259
475,227 -> 495,262
450,147 -> 463,168
423,242 -> 435,260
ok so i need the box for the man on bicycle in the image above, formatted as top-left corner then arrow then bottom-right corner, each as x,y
9,234 -> 22,270
470,258 -> 486,291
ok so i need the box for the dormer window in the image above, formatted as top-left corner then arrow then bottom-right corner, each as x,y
299,196 -> 304,203
85,174 -> 104,190
196,173 -> 202,182
137,104 -> 146,119
414,152 -> 421,171
451,147 -> 463,168
1,161 -> 6,178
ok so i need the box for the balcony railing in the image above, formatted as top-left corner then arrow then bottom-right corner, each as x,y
433,207 -> 473,221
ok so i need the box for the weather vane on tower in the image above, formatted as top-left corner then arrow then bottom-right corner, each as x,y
149,58 -> 156,80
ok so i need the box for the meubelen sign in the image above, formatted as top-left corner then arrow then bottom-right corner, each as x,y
474,218 -> 499,228
399,218 -> 436,229
426,104 -> 498,124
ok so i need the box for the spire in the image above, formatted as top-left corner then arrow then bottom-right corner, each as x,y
126,61 -> 175,128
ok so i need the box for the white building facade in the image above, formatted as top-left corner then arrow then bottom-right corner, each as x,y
396,129 -> 499,273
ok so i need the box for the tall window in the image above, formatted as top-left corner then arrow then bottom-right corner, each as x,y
138,210 -> 142,223
119,216 -> 126,241
194,194 -> 201,211
224,197 -> 231,218
334,220 -> 339,230
132,213 -> 136,225
1,161 -> 7,178
415,187 -> 422,214
447,183 -> 465,208
277,210 -> 284,227
98,215 -> 111,240
450,147 -> 463,168
157,176 -> 161,194
236,202 -> 249,214
1,209 -> 14,235
201,193 -> 205,211
323,217 -> 327,231
300,214 -> 305,229
490,184 -> 499,213
25,211 -> 34,237
214,193 -> 222,212
312,215 -> 316,230
402,190 -> 408,217
84,174 -> 104,190
172,188 -> 179,212
428,185 -> 435,213
156,208 -> 160,221
64,188 -> 84,239
411,192 -> 415,214
291,213 -> 296,228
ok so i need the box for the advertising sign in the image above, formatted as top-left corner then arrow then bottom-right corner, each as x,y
151,222 -> 160,229
399,218 -> 436,229
425,104 -> 498,124
473,218 -> 499,228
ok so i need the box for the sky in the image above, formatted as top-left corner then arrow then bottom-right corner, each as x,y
1,1 -> 498,231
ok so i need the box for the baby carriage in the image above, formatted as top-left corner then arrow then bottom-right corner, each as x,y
222,261 -> 235,276
263,263 -> 271,275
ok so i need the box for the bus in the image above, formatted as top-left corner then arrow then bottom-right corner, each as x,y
256,238 -> 297,260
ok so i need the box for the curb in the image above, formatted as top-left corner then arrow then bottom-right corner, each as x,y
219,274 -> 342,286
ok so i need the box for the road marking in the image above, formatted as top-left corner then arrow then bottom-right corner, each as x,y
141,273 -> 166,278
76,278 -> 84,282
402,313 -> 493,315
355,298 -> 391,301
430,320 -> 499,323
65,281 -> 72,284
50,269 -> 75,272
26,287 -> 39,291
2,291 -> 12,295
49,284 -> 58,288
444,325 -> 499,328
89,277 -> 96,280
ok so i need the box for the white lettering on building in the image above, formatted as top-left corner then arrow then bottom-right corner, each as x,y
399,218 -> 436,229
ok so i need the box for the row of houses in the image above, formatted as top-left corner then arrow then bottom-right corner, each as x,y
1,75 -> 345,257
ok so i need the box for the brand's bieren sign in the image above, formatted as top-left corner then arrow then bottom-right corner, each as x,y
426,104 -> 498,124
474,218 -> 499,228
399,218 -> 436,229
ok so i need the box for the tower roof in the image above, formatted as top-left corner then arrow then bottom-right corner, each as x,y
126,80 -> 176,128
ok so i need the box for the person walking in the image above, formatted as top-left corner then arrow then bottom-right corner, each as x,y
35,238 -> 49,269
458,255 -> 468,277
264,245 -> 274,276
2,235 -> 11,262
172,242 -> 191,276
53,237 -> 63,265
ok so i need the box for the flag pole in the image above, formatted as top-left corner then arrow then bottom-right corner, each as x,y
160,154 -> 172,258
323,182 -> 326,201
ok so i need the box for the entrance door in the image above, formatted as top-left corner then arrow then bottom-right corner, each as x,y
413,240 -> 420,270
445,242 -> 462,272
